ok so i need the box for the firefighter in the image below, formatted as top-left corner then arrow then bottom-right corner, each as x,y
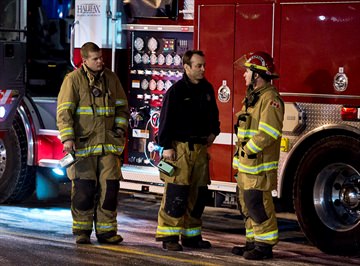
57,42 -> 129,244
232,51 -> 284,260
155,50 -> 221,251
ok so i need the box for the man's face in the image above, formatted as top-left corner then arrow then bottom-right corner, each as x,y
83,51 -> 104,72
243,68 -> 253,87
185,54 -> 205,83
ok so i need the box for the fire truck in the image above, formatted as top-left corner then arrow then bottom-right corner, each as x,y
0,0 -> 359,256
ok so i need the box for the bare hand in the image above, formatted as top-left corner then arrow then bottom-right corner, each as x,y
63,140 -> 76,153
162,149 -> 176,161
115,128 -> 125,138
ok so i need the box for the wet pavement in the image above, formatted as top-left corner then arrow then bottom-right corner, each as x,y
0,189 -> 359,266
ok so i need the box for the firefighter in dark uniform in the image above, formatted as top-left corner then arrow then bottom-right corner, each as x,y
231,51 -> 284,260
57,42 -> 129,244
155,50 -> 221,251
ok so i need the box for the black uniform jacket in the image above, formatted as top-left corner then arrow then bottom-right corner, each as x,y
158,74 -> 220,149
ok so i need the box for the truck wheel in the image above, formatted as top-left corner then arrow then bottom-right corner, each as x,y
0,115 -> 35,203
294,135 -> 360,255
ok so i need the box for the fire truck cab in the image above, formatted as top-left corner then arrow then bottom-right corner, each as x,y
0,0 -> 359,256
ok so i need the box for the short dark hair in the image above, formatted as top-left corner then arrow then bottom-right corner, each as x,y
182,50 -> 205,67
80,42 -> 101,59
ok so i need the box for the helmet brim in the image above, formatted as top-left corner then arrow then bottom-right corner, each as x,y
233,54 -> 279,79
233,55 -> 247,70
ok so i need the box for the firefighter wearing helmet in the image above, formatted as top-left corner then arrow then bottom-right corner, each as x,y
232,51 -> 284,260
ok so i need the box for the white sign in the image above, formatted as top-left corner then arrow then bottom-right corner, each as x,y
74,0 -> 106,48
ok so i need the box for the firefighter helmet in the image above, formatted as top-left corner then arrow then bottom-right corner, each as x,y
234,51 -> 279,79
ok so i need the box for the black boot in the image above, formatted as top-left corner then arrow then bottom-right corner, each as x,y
162,240 -> 183,251
243,243 -> 273,260
231,241 -> 255,256
181,236 -> 211,249
97,234 -> 123,244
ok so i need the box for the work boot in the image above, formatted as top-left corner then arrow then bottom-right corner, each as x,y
181,237 -> 212,249
231,241 -> 255,256
76,234 -> 91,244
243,244 -> 273,260
97,234 -> 123,244
162,240 -> 183,251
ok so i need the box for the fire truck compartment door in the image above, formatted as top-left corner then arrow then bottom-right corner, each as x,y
283,102 -> 303,133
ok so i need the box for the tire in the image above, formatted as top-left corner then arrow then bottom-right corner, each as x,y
294,135 -> 360,255
0,115 -> 35,203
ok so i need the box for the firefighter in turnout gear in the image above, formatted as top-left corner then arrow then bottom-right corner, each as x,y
232,51 -> 284,260
155,50 -> 220,251
57,42 -> 129,244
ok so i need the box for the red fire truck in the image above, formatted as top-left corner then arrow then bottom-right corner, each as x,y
0,0 -> 359,255
193,0 -> 360,255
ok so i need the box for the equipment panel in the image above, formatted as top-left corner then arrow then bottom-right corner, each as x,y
127,29 -> 193,167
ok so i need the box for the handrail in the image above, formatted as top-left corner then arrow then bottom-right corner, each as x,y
70,20 -> 79,69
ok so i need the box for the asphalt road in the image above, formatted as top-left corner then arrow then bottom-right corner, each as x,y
0,189 -> 359,266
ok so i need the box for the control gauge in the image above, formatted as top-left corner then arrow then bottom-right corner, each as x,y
166,54 -> 173,66
175,71 -> 183,78
157,80 -> 165,91
142,53 -> 150,64
149,79 -> 157,91
157,54 -> 165,65
173,55 -> 182,66
150,54 -> 157,65
147,37 -> 158,52
134,53 -> 142,64
141,79 -> 149,90
134,37 -> 144,51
